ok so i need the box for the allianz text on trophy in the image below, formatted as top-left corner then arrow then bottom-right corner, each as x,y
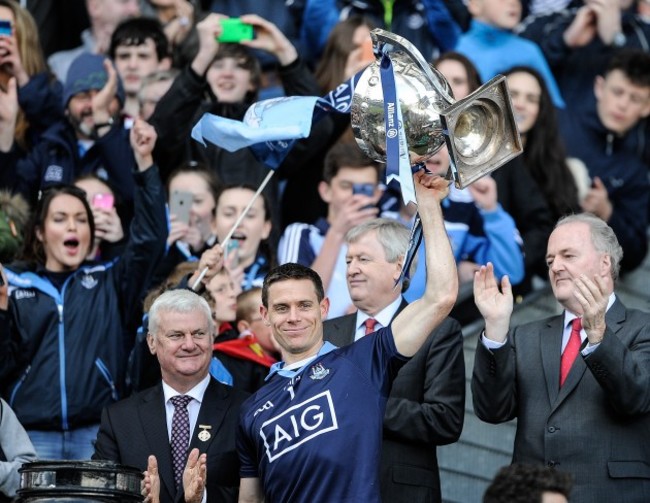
351,29 -> 523,189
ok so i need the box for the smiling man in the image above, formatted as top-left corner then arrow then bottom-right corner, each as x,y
93,289 -> 249,503
472,213 -> 650,503
322,218 -> 465,503
237,170 -> 458,502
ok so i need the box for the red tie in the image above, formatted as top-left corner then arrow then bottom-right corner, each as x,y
560,318 -> 582,387
364,318 -> 378,336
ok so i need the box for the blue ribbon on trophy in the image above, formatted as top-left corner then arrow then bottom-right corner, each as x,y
377,49 -> 424,285
191,28 -> 522,290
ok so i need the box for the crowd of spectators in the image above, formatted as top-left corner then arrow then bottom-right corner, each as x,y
0,0 -> 649,501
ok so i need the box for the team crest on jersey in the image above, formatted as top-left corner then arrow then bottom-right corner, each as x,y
309,362 -> 329,380
80,274 -> 98,290
260,390 -> 339,462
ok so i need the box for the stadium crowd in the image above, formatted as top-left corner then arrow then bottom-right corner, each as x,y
1,0 -> 649,502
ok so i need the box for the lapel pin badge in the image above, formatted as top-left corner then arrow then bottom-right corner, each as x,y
198,424 -> 212,442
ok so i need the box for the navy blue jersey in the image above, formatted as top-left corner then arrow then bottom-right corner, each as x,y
237,326 -> 406,502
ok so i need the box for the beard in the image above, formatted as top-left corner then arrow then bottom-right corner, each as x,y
67,109 -> 96,139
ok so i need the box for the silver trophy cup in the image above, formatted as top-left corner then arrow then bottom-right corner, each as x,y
351,29 -> 523,188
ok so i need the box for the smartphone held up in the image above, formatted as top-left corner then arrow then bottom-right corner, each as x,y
92,193 -> 114,211
217,18 -> 255,43
0,20 -> 12,37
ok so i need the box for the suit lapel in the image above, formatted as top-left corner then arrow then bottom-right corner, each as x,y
541,316 -> 563,406
188,378 -> 232,454
138,385 -> 176,502
325,314 -> 357,346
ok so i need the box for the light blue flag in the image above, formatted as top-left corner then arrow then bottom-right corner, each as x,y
191,96 -> 320,157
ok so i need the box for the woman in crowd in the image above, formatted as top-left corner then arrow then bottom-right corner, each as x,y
0,0 -> 62,151
0,120 -> 167,459
151,161 -> 221,287
433,51 -> 480,101
504,66 -> 585,225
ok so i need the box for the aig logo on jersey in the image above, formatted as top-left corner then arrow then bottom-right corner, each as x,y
260,391 -> 338,462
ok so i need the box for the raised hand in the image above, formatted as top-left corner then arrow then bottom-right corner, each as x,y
473,262 -> 513,343
0,76 -> 18,152
142,455 -> 160,503
183,448 -> 207,503
163,0 -> 195,47
92,59 -> 119,126
563,5 -> 598,48
192,13 -> 227,75
189,243 -> 225,289
580,176 -> 612,221
329,192 -> 379,238
130,118 -> 158,171
0,33 -> 29,86
468,175 -> 498,212
573,273 -> 608,344
93,207 -> 124,243
239,13 -> 297,66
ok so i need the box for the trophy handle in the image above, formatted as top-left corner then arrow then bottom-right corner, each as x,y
370,29 -> 454,105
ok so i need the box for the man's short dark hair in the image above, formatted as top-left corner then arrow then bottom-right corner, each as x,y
322,142 -> 383,184
109,17 -> 170,61
483,464 -> 573,503
603,48 -> 650,89
262,263 -> 325,308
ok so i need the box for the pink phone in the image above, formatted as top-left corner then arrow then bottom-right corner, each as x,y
92,193 -> 114,210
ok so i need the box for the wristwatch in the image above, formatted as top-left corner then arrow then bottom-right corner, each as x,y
611,32 -> 627,48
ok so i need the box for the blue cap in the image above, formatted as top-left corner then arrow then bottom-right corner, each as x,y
63,53 -> 125,108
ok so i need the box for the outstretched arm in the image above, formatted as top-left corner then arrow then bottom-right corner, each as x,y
392,170 -> 458,357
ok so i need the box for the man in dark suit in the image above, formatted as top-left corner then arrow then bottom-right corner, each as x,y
93,288 -> 249,503
472,213 -> 650,503
323,217 -> 465,503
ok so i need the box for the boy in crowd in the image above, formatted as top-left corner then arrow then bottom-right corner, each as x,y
277,143 -> 382,318
109,17 -> 171,120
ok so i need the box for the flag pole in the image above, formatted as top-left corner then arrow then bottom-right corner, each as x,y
191,170 -> 275,291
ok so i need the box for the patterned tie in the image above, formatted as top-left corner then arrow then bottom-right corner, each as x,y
170,395 -> 193,488
560,318 -> 582,387
364,318 -> 378,336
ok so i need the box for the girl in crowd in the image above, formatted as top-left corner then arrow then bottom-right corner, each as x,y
433,51 -> 480,100
504,66 -> 585,224
213,183 -> 275,292
0,120 -> 167,459
151,161 -> 221,287
0,0 -> 62,151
